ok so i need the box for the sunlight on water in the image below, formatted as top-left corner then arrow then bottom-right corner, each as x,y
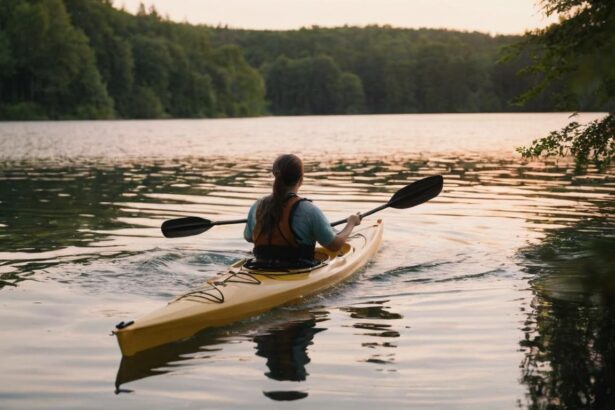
0,114 -> 613,409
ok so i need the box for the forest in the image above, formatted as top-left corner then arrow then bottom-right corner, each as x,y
0,0 -> 265,119
0,0 -> 603,120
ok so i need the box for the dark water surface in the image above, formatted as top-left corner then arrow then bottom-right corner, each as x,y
0,114 -> 613,408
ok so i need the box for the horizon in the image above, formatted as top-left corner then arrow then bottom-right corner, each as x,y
116,0 -> 558,35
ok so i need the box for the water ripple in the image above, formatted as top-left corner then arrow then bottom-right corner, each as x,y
0,115 -> 613,408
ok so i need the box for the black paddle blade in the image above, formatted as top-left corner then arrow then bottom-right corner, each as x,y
388,175 -> 443,209
161,216 -> 214,238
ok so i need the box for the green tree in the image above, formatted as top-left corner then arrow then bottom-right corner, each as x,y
166,42 -> 213,117
352,51 -> 388,113
128,85 -> 164,118
264,54 -> 361,115
0,29 -> 15,108
211,26 -> 574,115
307,55 -> 343,114
515,0 -> 615,170
0,30 -> 14,77
383,60 -> 417,113
130,34 -> 172,111
336,72 -> 366,114
1,0 -> 266,119
64,0 -> 135,117
210,45 -> 264,117
0,0 -> 113,119
4,0 -> 612,120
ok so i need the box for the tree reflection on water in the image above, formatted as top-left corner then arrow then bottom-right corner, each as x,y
519,218 -> 615,409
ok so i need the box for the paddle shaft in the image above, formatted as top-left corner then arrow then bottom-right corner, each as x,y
330,203 -> 388,227
212,218 -> 247,226
212,203 -> 389,229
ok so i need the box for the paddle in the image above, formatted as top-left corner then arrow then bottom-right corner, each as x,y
161,217 -> 247,238
330,174 -> 443,226
161,175 -> 443,238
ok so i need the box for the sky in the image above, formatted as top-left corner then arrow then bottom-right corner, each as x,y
116,0 -> 557,35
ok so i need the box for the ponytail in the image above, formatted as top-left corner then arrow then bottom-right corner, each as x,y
256,154 -> 303,238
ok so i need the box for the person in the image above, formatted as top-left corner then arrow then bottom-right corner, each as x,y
244,154 -> 361,267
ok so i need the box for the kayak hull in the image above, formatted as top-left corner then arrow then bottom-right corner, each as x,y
114,219 -> 383,356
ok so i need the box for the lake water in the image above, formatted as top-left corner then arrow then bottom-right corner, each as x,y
0,113 -> 613,409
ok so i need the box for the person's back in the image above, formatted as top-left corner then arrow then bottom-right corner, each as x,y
244,154 -> 361,268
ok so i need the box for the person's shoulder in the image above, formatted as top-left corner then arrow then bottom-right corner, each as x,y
296,196 -> 316,209
248,197 -> 264,214
296,197 -> 325,217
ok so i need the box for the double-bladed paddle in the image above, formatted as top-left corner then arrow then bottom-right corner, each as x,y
161,175 -> 443,238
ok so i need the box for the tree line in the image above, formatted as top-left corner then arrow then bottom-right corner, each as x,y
210,26 -> 572,115
0,0 -> 607,120
0,0 -> 264,119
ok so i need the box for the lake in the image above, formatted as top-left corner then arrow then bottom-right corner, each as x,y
0,113 -> 613,409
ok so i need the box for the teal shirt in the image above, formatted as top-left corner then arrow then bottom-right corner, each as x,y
244,197 -> 336,247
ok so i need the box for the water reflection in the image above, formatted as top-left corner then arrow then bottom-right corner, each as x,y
255,315 -> 327,402
262,391 -> 309,401
114,312 -> 326,401
519,217 -> 615,408
114,327 -> 225,391
341,301 -> 403,320
342,301 -> 402,369
1,146 -> 614,407
2,155 -> 613,290
520,297 -> 615,409
254,317 -> 325,382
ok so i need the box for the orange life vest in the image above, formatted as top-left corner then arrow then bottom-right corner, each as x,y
252,195 -> 315,263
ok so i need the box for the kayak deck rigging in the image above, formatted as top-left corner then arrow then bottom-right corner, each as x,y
173,270 -> 261,304
170,257 -> 334,305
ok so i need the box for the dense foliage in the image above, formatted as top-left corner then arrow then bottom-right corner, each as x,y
0,0 -> 608,120
515,0 -> 615,170
518,114 -> 615,171
0,0 -> 264,119
210,26 -> 585,115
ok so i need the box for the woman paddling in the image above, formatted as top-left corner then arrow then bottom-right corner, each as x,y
244,154 -> 361,267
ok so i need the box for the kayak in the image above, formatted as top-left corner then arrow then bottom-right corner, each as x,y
114,219 -> 384,356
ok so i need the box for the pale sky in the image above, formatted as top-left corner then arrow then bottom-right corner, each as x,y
116,0 -> 557,35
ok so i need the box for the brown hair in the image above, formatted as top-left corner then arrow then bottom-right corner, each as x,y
256,154 -> 304,238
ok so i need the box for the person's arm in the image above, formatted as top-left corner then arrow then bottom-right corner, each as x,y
308,204 -> 361,252
324,213 -> 361,252
244,202 -> 258,243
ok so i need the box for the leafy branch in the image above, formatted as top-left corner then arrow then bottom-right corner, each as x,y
514,0 -> 615,171
518,114 -> 614,171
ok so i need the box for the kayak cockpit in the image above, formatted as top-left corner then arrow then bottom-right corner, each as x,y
241,243 -> 351,273
316,242 -> 351,259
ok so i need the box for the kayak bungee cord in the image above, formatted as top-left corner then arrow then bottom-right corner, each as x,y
173,271 -> 261,305
171,250 -> 340,305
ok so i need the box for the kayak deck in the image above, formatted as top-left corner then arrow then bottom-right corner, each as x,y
114,219 -> 383,356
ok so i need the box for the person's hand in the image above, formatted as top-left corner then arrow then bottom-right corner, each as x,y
347,213 -> 361,226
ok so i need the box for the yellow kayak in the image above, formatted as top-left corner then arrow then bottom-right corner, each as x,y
114,219 -> 383,356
